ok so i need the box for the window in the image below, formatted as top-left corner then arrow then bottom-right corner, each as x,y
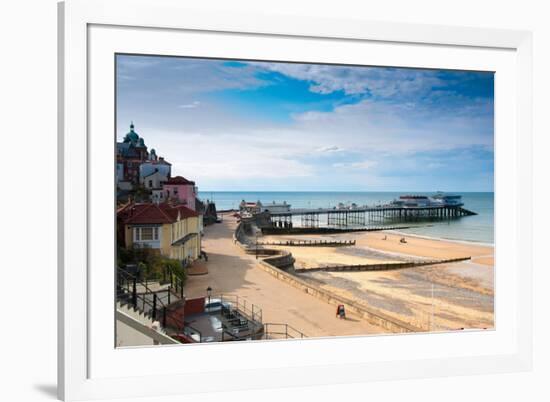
148,179 -> 153,188
134,227 -> 159,242
140,227 -> 154,241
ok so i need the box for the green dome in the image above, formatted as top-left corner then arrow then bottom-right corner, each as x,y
123,122 -> 140,144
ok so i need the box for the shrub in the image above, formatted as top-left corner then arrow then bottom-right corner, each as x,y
117,245 -> 187,286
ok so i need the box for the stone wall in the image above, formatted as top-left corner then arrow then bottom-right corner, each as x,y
257,259 -> 419,333
233,222 -> 420,333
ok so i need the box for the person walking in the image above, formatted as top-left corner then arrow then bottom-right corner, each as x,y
336,304 -> 346,319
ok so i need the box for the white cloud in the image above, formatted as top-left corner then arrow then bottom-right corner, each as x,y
142,130 -> 315,185
178,101 -> 201,109
250,62 -> 445,98
118,56 -> 271,94
291,99 -> 493,154
316,145 -> 344,153
117,57 -> 493,190
333,160 -> 378,170
131,95 -> 492,189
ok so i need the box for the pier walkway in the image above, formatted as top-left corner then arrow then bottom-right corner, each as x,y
269,205 -> 477,228
257,239 -> 355,247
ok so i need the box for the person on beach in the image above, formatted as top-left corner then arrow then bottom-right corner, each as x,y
336,304 -> 346,319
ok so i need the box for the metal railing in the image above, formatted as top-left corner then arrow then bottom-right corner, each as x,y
116,267 -> 185,335
216,294 -> 263,324
182,324 -> 202,343
263,323 -> 306,340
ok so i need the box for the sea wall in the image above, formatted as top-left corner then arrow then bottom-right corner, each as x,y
257,259 -> 419,333
234,222 -> 420,333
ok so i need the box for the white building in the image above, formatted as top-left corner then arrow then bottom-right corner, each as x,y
139,155 -> 171,183
151,188 -> 166,204
141,169 -> 168,190
261,201 -> 291,213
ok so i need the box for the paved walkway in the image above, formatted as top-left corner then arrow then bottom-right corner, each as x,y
184,215 -> 386,338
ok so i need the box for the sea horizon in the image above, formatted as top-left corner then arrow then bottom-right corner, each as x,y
199,190 -> 494,244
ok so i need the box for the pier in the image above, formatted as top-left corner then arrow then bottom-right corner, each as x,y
257,239 -> 356,247
268,205 -> 476,229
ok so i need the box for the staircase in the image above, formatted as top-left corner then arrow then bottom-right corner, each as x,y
116,267 -> 186,344
116,300 -> 168,335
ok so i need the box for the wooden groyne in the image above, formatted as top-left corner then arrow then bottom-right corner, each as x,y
294,256 -> 471,274
257,239 -> 356,247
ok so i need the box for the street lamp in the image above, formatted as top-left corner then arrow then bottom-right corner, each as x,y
255,233 -> 259,259
206,286 -> 212,305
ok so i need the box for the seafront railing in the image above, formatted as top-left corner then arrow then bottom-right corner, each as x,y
217,294 -> 263,325
116,267 -> 186,335
263,323 -> 306,339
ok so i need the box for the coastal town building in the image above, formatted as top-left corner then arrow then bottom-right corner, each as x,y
118,202 -> 202,263
163,176 -> 198,210
391,193 -> 464,208
240,200 -> 263,214
261,201 -> 291,213
151,188 -> 166,204
116,123 -> 171,189
239,200 -> 291,214
197,199 -> 218,226
141,169 -> 168,190
139,149 -> 172,182
116,123 -> 148,186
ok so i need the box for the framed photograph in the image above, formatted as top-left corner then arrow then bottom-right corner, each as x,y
58,0 -> 533,400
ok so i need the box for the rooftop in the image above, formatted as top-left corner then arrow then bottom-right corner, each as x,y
164,176 -> 195,185
119,203 -> 199,225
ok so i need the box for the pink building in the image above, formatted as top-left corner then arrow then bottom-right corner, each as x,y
163,176 -> 197,210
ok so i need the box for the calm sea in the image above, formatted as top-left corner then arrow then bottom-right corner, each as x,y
199,191 -> 494,244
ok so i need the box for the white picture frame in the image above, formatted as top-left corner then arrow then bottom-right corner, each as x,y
58,0 -> 533,400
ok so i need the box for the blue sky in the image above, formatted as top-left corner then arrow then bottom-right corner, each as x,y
116,55 -> 494,192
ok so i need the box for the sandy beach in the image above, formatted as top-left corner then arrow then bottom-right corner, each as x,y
185,213 -> 494,335
261,228 -> 494,331
184,215 -> 387,338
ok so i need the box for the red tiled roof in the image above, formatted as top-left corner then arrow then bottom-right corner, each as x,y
158,203 -> 199,220
164,176 -> 195,185
119,203 -> 198,225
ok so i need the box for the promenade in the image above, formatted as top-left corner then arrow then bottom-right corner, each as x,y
183,214 -> 386,338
